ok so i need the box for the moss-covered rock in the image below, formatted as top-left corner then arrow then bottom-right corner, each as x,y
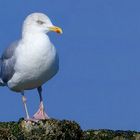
20,118 -> 82,140
0,119 -> 140,140
83,129 -> 140,140
0,118 -> 82,140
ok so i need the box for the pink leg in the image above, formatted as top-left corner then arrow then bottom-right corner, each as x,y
21,91 -> 38,122
33,101 -> 49,120
21,91 -> 30,119
33,86 -> 49,120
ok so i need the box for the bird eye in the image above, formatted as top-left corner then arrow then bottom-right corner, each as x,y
37,20 -> 44,25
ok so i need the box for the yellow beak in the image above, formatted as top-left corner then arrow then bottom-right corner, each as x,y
49,26 -> 63,34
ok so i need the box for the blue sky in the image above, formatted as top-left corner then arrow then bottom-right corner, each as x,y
0,0 -> 140,131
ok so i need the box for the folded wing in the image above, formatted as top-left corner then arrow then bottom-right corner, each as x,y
0,41 -> 19,85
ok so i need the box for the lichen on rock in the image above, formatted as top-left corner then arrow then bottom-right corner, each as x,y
83,129 -> 140,140
20,118 -> 82,140
0,118 -> 140,140
0,118 -> 82,140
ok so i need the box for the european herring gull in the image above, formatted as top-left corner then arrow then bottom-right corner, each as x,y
0,13 -> 62,120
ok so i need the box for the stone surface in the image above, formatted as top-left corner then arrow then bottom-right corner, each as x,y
0,118 -> 140,140
0,118 -> 82,140
83,129 -> 140,140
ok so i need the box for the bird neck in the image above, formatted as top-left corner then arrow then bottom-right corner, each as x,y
22,31 -> 50,44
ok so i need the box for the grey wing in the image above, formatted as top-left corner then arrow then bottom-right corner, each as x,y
0,41 -> 19,83
1,41 -> 19,59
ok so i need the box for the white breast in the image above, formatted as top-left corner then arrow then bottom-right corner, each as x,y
8,34 -> 59,92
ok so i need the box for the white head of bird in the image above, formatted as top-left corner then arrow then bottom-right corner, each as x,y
22,13 -> 62,37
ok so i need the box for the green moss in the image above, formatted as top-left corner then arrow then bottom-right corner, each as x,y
83,129 -> 138,140
0,118 -> 139,140
0,121 -> 23,139
20,118 -> 82,139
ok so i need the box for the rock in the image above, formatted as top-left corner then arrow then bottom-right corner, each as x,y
83,129 -> 140,140
0,118 -> 82,140
0,118 -> 140,140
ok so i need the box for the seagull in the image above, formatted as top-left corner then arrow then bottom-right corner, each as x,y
0,13 -> 62,120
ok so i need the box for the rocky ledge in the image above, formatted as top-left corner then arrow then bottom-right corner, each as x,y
0,118 -> 139,140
